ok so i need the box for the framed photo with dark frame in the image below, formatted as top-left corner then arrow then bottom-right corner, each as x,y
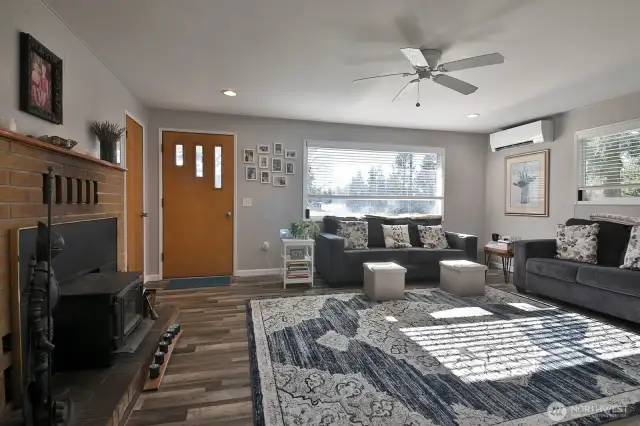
20,32 -> 63,124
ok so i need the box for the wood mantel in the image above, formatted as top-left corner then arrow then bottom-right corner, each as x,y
0,130 -> 126,171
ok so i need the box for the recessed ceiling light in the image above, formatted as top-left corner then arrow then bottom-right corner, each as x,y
631,130 -> 640,135
466,113 -> 480,118
221,90 -> 237,97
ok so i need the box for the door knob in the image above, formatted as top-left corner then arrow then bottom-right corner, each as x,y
226,211 -> 232,217
141,212 -> 149,218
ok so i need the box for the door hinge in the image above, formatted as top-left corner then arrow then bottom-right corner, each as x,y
161,253 -> 164,262
161,142 -> 163,154
161,198 -> 164,208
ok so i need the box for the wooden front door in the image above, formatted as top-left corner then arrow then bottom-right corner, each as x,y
162,132 -> 234,278
125,115 -> 145,273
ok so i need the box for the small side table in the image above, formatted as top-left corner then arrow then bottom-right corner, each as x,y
484,242 -> 514,283
281,238 -> 314,289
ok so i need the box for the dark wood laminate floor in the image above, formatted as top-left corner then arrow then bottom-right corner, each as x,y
127,270 -> 638,426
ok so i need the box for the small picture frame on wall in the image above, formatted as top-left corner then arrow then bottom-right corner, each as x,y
243,149 -> 255,164
505,149 -> 549,216
20,32 -> 63,124
245,166 -> 257,181
285,162 -> 295,175
260,170 -> 270,184
273,142 -> 284,156
259,156 -> 269,169
257,144 -> 270,154
272,157 -> 283,173
273,175 -> 287,187
285,149 -> 297,159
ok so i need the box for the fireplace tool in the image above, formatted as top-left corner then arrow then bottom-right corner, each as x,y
23,167 -> 73,426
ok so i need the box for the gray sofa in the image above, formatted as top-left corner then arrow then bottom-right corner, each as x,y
514,218 -> 640,324
316,215 -> 477,287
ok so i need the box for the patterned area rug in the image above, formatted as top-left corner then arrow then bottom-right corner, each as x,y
247,288 -> 640,425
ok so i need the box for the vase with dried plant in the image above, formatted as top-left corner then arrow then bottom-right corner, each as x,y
91,120 -> 125,163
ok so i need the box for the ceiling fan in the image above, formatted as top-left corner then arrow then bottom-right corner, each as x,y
354,48 -> 504,106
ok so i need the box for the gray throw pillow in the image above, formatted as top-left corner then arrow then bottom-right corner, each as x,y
336,221 -> 368,250
555,224 -> 599,264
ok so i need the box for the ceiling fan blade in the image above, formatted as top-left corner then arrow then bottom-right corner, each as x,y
353,72 -> 412,83
439,52 -> 504,72
400,48 -> 428,68
432,74 -> 478,95
393,79 -> 419,102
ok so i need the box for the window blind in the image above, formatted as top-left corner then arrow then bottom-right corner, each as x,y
306,145 -> 444,199
579,129 -> 640,190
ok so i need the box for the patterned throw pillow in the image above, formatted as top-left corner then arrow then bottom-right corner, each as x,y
555,224 -> 599,264
417,225 -> 449,249
381,224 -> 412,248
336,221 -> 368,250
621,225 -> 640,269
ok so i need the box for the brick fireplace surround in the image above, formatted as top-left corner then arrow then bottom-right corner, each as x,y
0,129 -> 126,413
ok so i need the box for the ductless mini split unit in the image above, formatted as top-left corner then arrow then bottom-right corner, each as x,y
490,120 -> 554,152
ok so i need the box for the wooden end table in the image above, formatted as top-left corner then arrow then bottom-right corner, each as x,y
484,242 -> 514,284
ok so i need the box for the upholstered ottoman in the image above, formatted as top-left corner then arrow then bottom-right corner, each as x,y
439,260 -> 487,296
363,262 -> 407,301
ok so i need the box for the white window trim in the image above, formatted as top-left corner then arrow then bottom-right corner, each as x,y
303,139 -> 446,219
575,117 -> 640,206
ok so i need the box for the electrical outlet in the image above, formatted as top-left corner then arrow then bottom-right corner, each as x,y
243,198 -> 252,207
261,241 -> 270,251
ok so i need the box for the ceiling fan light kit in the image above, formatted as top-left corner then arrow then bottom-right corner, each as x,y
354,48 -> 504,106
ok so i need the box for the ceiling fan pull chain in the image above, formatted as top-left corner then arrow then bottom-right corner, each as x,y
416,82 -> 421,108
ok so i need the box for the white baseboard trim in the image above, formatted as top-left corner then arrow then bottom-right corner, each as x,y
145,274 -> 162,282
235,268 -> 281,277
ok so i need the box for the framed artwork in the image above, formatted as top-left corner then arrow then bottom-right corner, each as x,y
272,157 -> 283,173
260,170 -> 270,184
273,175 -> 287,187
257,144 -> 270,154
243,148 -> 255,163
289,248 -> 305,260
285,161 -> 295,175
285,149 -> 297,159
245,166 -> 257,181
259,156 -> 269,169
20,32 -> 63,124
505,149 -> 549,216
273,142 -> 283,156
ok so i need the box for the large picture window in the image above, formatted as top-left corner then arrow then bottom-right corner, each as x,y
304,140 -> 444,219
577,119 -> 640,203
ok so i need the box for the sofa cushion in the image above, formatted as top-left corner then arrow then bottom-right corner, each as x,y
566,218 -> 632,267
322,216 -> 360,235
555,223 -> 599,264
336,221 -> 368,250
622,225 -> 640,270
576,265 -> 640,297
526,258 -> 581,283
343,248 -> 408,265
417,225 -> 449,249
406,248 -> 466,263
382,224 -> 412,248
365,216 -> 385,248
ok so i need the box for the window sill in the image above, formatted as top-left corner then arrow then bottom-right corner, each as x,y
576,200 -> 640,206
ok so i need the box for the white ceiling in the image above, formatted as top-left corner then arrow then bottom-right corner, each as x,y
46,0 -> 640,132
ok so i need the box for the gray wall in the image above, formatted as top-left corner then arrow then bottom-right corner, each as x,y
146,109 -> 488,274
485,91 -> 640,243
0,0 -> 147,156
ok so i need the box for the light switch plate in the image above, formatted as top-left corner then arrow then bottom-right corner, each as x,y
242,198 -> 252,207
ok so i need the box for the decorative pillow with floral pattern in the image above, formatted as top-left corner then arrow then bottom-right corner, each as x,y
417,225 -> 450,249
381,224 -> 412,248
336,221 -> 368,250
555,223 -> 599,264
621,225 -> 640,270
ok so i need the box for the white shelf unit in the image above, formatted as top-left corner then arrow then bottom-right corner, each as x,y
281,238 -> 314,289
